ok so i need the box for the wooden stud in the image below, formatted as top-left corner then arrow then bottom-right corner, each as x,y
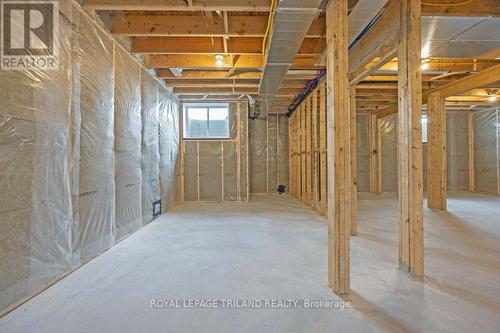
312,90 -> 319,209
427,92 -> 447,210
497,109 -> 500,196
301,103 -> 306,201
369,114 -> 379,194
305,96 -> 312,205
326,0 -> 351,295
350,86 -> 357,236
319,82 -> 327,215
377,119 -> 383,194
397,0 -> 424,278
468,111 -> 475,192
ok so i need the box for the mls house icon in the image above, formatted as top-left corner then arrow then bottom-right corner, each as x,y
1,0 -> 59,70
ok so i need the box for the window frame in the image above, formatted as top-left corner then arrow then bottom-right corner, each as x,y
182,102 -> 231,140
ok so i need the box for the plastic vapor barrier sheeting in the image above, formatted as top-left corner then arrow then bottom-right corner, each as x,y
78,14 -> 116,260
0,0 -> 180,315
473,108 -> 499,195
249,114 -> 289,194
380,114 -> 398,192
376,110 -> 497,194
447,112 -> 469,191
140,71 -> 160,224
182,102 -> 248,202
356,114 -> 370,192
159,86 -> 181,211
114,48 -> 142,241
249,117 -> 267,193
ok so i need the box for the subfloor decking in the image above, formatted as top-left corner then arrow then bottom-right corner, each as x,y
1,193 -> 499,333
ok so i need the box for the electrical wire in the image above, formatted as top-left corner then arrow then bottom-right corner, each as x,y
422,0 -> 473,6
262,0 -> 278,56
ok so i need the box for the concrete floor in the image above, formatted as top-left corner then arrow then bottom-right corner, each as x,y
1,193 -> 499,333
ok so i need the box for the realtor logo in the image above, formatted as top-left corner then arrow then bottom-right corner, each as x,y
1,1 -> 59,70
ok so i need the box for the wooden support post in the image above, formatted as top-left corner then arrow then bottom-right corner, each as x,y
468,111 -> 475,192
369,114 -> 380,194
427,92 -> 447,210
319,82 -> 327,215
312,90 -> 319,209
397,0 -> 424,278
326,0 -> 351,295
290,115 -> 293,196
305,97 -> 312,205
377,120 -> 382,194
301,103 -> 306,201
350,86 -> 357,236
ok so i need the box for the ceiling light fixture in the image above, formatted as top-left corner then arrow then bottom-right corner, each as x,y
488,95 -> 497,102
215,54 -> 224,67
421,58 -> 430,71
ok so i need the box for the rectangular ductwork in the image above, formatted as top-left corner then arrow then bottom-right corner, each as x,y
257,0 -> 323,118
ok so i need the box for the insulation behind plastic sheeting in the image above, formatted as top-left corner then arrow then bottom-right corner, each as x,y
224,141 -> 238,201
199,142 -> 223,201
159,86 -> 180,211
0,1 -> 180,316
357,114 -> 370,192
77,14 -> 115,261
141,72 -> 160,224
447,112 -> 469,191
114,47 -> 142,241
474,109 -> 499,195
278,115 -> 290,190
267,117 -> 278,192
250,117 -> 268,193
182,102 -> 248,202
379,114 -> 398,192
0,0 -> 75,313
249,114 -> 289,194
240,104 -> 249,201
183,141 -> 199,201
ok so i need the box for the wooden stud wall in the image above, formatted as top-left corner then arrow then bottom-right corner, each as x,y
288,82 -> 328,216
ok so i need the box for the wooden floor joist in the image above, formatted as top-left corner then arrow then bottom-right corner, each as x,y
397,0 -> 424,278
326,0 -> 351,295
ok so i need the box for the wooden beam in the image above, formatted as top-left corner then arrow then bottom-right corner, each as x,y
326,0 -> 350,295
397,0 -> 424,278
350,86 -> 357,236
157,69 -> 262,79
147,54 -> 321,69
427,92 -> 447,210
132,37 -> 325,56
348,0 -> 400,82
84,0 -> 272,11
426,63 -> 500,100
112,14 -> 325,38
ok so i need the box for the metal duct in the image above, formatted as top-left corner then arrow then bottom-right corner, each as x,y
348,0 -> 388,45
257,0 -> 322,118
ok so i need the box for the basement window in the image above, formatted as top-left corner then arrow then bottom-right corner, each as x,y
183,103 -> 230,139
